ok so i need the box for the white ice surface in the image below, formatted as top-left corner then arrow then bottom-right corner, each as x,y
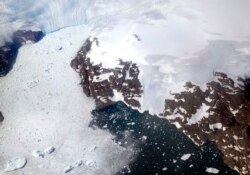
180,154 -> 191,161
85,0 -> 250,114
4,157 -> 27,172
0,25 -> 134,175
206,167 -> 220,174
1,0 -> 250,115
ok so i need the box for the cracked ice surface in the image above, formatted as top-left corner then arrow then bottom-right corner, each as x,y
0,25 -> 134,175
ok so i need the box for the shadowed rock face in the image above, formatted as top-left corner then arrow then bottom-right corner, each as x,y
162,72 -> 250,175
71,38 -> 143,109
0,30 -> 44,76
0,111 -> 4,122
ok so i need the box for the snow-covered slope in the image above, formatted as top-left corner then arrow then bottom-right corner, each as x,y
0,25 -> 134,174
1,0 -> 250,45
86,18 -> 250,114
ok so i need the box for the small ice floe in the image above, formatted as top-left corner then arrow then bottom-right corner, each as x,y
63,165 -> 74,174
127,122 -> 136,125
63,159 -> 96,173
206,167 -> 219,174
89,146 -> 97,152
4,157 -> 27,172
63,159 -> 95,173
85,160 -> 95,167
180,153 -> 191,161
74,160 -> 83,167
32,146 -> 56,158
44,146 -> 56,154
32,150 -> 45,158
162,167 -> 167,171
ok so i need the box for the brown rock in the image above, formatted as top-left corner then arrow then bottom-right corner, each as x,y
71,38 -> 143,109
162,72 -> 250,174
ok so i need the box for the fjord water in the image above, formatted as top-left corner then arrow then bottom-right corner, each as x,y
91,102 -> 238,175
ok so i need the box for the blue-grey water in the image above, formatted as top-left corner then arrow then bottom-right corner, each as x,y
91,101 -> 238,175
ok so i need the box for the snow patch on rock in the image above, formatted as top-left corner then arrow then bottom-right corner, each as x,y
209,123 -> 222,131
187,103 -> 210,125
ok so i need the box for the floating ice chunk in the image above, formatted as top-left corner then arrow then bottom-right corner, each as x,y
181,153 -> 191,161
44,146 -> 56,154
32,146 -> 55,158
4,157 -> 27,172
74,160 -> 83,167
89,146 -> 97,152
85,160 -> 95,166
32,150 -> 45,158
162,167 -> 167,171
63,165 -> 74,174
206,167 -> 219,174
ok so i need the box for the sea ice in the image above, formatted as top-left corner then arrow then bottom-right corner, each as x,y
4,157 -> 27,172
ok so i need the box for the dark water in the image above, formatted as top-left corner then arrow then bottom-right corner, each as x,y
0,41 -> 20,76
0,31 -> 44,76
90,101 -> 238,175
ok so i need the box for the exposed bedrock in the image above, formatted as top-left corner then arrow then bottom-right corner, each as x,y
71,38 -> 143,109
71,38 -> 247,174
162,72 -> 250,174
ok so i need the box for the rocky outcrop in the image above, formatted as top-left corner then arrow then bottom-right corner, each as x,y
71,38 -> 246,174
71,38 -> 143,109
162,72 -> 250,175
0,30 -> 44,76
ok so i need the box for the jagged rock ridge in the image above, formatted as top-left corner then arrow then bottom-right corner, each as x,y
71,38 -> 143,109
71,38 -> 247,174
162,72 -> 250,175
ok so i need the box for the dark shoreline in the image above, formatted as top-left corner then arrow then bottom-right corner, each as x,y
91,101 -> 239,175
0,30 -> 44,77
